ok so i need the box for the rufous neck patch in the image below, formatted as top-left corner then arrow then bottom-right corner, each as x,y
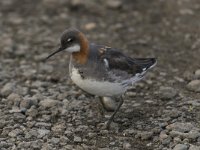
72,32 -> 89,64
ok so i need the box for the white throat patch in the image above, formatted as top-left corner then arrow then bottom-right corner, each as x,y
66,44 -> 80,52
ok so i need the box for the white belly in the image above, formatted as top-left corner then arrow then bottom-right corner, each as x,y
70,68 -> 126,97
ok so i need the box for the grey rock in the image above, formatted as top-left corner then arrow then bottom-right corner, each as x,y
189,145 -> 200,150
7,93 -> 22,106
37,129 -> 50,138
159,86 -> 177,100
17,141 -> 31,149
74,136 -> 82,142
39,98 -> 61,108
26,106 -> 38,118
20,99 -> 33,110
173,144 -> 188,150
187,80 -> 200,92
166,122 -> 194,133
140,131 -> 153,140
8,129 -> 22,137
25,130 -> 38,139
169,130 -> 187,139
50,137 -> 60,144
123,142 -> 131,149
195,69 -> 200,79
31,140 -> 42,149
51,123 -> 66,134
35,122 -> 52,128
0,141 -> 10,148
39,64 -> 53,73
1,83 -> 15,97
162,137 -> 172,145
188,130 -> 200,140
106,0 -> 122,9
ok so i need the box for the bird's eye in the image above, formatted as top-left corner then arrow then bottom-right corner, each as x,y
67,38 -> 73,42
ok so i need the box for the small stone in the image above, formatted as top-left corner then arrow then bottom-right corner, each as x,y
162,137 -> 172,145
140,131 -> 153,140
123,142 -> 131,149
39,64 -> 53,73
195,69 -> 200,78
37,129 -> 50,138
0,141 -> 10,148
31,140 -> 42,149
39,99 -> 61,108
84,22 -> 96,31
188,130 -> 200,140
17,141 -> 31,149
173,144 -> 188,150
8,129 -> 22,137
159,131 -> 168,140
7,93 -> 22,106
50,137 -> 60,144
74,136 -> 82,142
187,80 -> 200,92
25,130 -> 38,139
35,122 -> 52,128
51,123 -> 66,134
1,83 -> 15,97
20,99 -> 33,110
70,0 -> 82,8
106,0 -> 122,9
166,122 -> 194,133
189,145 -> 200,150
159,86 -> 177,100
26,106 -> 38,118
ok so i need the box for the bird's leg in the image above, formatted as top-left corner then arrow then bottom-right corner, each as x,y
106,96 -> 124,129
98,96 -> 105,116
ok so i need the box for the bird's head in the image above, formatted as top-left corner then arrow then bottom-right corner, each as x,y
46,28 -> 89,60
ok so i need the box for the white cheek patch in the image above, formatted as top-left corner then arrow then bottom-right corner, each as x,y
103,58 -> 109,68
66,44 -> 80,52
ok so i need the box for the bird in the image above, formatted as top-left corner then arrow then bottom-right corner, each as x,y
46,28 -> 156,129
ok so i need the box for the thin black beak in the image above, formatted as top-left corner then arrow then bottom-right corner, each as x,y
45,47 -> 64,61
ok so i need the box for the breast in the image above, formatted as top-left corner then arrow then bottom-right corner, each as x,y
70,67 -> 126,97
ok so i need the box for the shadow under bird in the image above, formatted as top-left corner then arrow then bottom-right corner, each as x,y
46,28 -> 156,129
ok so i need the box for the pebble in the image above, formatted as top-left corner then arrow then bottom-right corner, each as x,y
84,22 -> 96,31
51,123 -> 66,134
140,131 -> 153,140
123,142 -> 131,149
188,130 -> 200,140
26,106 -> 38,118
195,69 -> 200,78
8,129 -> 22,137
39,98 -> 61,108
35,122 -> 52,128
37,129 -> 50,138
106,0 -> 122,9
166,122 -> 194,133
25,130 -> 38,139
189,145 -> 200,150
187,80 -> 200,92
74,136 -> 82,142
7,93 -> 22,106
20,99 -> 33,110
50,137 -> 60,144
1,83 -> 15,97
159,86 -> 177,100
173,144 -> 188,150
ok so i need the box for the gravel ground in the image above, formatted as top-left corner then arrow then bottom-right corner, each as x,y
0,0 -> 200,149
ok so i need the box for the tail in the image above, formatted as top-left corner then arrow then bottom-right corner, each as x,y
133,58 -> 157,72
